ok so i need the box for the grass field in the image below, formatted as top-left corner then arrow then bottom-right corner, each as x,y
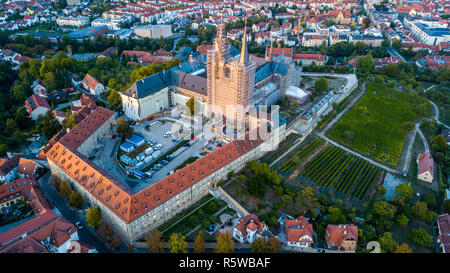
328,82 -> 431,167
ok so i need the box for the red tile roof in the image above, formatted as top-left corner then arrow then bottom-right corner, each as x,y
0,210 -> 57,246
417,152 -> 434,175
59,106 -> 115,150
293,53 -> 324,62
83,74 -> 101,90
285,216 -> 314,244
0,154 -> 20,176
47,136 -> 262,224
437,214 -> 450,253
25,95 -> 50,114
0,236 -> 49,253
325,224 -> 358,247
233,214 -> 266,237
29,216 -> 77,247
17,158 -> 38,177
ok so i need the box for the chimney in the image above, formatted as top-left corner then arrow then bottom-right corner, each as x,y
66,128 -> 71,133
7,152 -> 12,159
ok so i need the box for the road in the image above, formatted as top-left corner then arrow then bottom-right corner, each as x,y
428,98 -> 449,129
387,46 -> 408,63
38,172 -> 108,252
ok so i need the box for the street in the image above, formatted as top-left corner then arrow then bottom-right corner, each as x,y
38,172 -> 108,252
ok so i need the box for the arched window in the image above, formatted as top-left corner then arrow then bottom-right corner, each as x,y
224,67 -> 231,78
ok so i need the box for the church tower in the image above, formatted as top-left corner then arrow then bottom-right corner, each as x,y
207,16 -> 256,123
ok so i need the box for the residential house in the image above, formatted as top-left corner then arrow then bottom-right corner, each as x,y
25,95 -> 50,121
325,224 -> 358,252
417,152 -> 434,183
17,158 -> 40,178
82,74 -> 105,96
232,214 -> 269,243
284,216 -> 314,248
31,79 -> 46,95
437,214 -> 450,253
0,154 -> 21,184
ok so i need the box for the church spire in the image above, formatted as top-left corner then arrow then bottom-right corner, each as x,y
239,16 -> 249,65
215,12 -> 230,61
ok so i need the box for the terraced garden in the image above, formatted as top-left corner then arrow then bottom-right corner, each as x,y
300,145 -> 383,201
278,139 -> 325,174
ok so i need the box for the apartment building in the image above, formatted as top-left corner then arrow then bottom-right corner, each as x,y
56,16 -> 90,27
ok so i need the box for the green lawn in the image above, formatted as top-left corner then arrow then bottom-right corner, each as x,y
328,82 -> 431,167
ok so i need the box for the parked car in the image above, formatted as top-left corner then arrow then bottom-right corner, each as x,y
166,155 -> 174,161
150,140 -> 157,145
155,144 -> 163,150
160,160 -> 168,165
155,164 -> 163,169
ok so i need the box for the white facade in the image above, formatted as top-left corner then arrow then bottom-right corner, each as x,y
134,25 -> 172,39
29,106 -> 50,121
56,16 -> 89,27
120,88 -> 170,120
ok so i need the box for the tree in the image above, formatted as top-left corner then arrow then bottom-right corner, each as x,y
379,232 -> 398,253
394,243 -> 412,253
381,39 -> 390,48
107,89 -> 122,112
373,200 -> 396,219
146,229 -> 164,253
185,97 -> 196,116
245,175 -> 266,198
63,109 -> 78,130
0,144 -> 7,157
11,84 -> 29,103
395,214 -> 409,228
403,122 -> 415,132
68,192 -> 83,209
116,118 -> 133,138
59,180 -> 72,197
412,201 -> 431,221
86,207 -> 101,228
326,206 -> 346,224
392,40 -> 401,50
193,230 -> 205,253
266,237 -> 282,253
314,77 -> 328,94
214,231 -> 235,253
377,185 -> 387,196
6,119 -> 18,135
444,200 -> 450,213
411,227 -> 432,247
250,237 -> 267,253
169,233 -> 188,253
42,111 -> 62,139
395,183 -> 413,202
295,187 -> 319,216
356,54 -> 375,79
43,72 -> 56,91
110,233 -> 122,250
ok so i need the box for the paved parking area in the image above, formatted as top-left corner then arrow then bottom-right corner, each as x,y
90,116 -> 224,193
